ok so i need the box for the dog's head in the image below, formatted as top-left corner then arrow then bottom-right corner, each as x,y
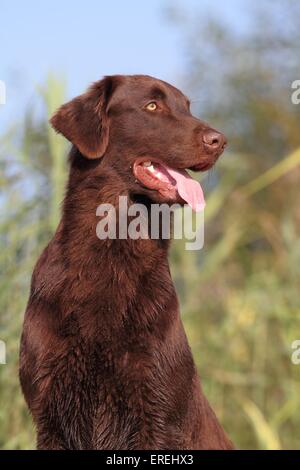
51,75 -> 227,211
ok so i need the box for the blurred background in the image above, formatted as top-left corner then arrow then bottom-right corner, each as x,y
1,0 -> 300,450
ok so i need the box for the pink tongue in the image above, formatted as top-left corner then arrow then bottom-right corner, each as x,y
165,167 -> 205,212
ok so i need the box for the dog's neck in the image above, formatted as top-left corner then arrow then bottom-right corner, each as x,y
53,150 -> 175,327
59,149 -> 171,272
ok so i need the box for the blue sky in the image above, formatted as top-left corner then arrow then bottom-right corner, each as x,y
0,0 -> 250,129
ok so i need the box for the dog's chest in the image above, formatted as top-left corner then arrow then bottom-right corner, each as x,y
91,345 -> 172,449
46,333 -> 179,450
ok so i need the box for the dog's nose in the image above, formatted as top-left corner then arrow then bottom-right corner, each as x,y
202,129 -> 227,153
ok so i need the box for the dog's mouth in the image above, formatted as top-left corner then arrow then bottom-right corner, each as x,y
133,159 -> 205,212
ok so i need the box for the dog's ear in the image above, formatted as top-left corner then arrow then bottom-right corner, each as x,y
50,76 -> 115,159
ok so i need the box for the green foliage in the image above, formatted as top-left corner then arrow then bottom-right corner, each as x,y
0,76 -> 67,449
172,147 -> 300,449
169,0 -> 300,450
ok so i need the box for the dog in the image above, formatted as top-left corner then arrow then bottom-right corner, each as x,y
19,74 -> 233,450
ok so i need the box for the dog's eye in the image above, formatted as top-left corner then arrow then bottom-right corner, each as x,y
145,102 -> 157,111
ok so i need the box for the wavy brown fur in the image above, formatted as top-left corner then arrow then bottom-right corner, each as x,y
19,75 -> 233,450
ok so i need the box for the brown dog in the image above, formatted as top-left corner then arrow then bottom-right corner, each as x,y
19,75 -> 233,450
